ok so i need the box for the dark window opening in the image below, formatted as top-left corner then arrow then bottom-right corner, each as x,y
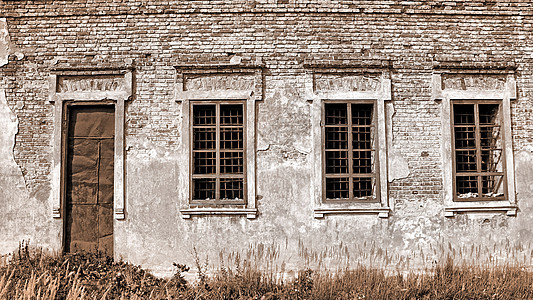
453,102 -> 505,200
324,103 -> 376,202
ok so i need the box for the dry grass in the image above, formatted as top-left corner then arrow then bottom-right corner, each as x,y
1,242 -> 532,299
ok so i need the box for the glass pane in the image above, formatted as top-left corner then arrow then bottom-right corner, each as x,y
456,176 -> 478,198
353,177 -> 373,199
325,103 -> 347,125
353,150 -> 373,174
220,151 -> 243,174
325,178 -> 349,199
455,150 -> 477,172
453,104 -> 475,125
193,104 -> 216,125
193,152 -> 216,174
325,127 -> 348,149
220,128 -> 243,150
481,175 -> 505,197
193,128 -> 216,150
325,151 -> 348,174
454,126 -> 475,149
220,104 -> 243,126
193,178 -> 216,200
220,179 -> 244,200
351,104 -> 373,126
479,104 -> 500,125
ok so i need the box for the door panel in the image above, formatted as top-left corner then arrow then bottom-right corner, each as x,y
65,105 -> 115,256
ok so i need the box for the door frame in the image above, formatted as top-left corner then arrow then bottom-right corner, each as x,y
48,69 -> 132,255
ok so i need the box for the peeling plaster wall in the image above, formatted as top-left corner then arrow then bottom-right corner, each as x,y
387,102 -> 410,182
0,89 -> 59,252
0,18 -> 9,67
1,1 -> 533,276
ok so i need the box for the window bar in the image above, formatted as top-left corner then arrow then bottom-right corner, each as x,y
322,103 -> 327,201
347,104 -> 354,200
474,104 -> 482,198
215,103 -> 221,202
372,106 -> 377,199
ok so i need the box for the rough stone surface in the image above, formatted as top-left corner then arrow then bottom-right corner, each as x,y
0,1 -> 533,276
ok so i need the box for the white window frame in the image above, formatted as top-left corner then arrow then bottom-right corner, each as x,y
432,71 -> 518,217
175,65 -> 261,219
307,67 -> 391,218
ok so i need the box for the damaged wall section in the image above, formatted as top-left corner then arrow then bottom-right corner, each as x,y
0,18 -> 10,67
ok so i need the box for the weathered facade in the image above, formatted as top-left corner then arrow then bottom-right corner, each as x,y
1,1 -> 533,276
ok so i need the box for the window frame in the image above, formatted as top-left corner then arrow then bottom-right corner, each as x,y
307,67 -> 391,218
433,71 -> 518,217
189,100 -> 247,206
450,100 -> 508,202
322,100 -> 380,203
175,65 -> 262,219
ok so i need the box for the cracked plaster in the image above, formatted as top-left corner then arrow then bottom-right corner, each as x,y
386,102 -> 410,181
0,18 -> 10,67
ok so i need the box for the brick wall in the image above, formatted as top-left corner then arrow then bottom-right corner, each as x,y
1,1 -> 533,274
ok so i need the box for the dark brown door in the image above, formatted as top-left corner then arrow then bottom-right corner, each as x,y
64,105 -> 115,256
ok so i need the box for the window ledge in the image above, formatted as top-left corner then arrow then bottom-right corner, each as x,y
444,205 -> 517,217
181,208 -> 258,219
314,207 -> 390,218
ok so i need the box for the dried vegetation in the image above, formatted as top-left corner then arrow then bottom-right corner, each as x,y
1,241 -> 532,299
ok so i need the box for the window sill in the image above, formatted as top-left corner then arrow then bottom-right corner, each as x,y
314,207 -> 390,218
444,205 -> 517,217
181,208 -> 257,219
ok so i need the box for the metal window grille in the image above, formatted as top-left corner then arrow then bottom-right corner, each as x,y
191,102 -> 245,204
324,103 -> 376,202
452,102 -> 505,200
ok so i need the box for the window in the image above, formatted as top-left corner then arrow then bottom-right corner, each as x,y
191,102 -> 246,204
175,66 -> 261,219
324,102 -> 377,202
433,71 -> 517,217
307,66 -> 391,218
452,101 -> 505,201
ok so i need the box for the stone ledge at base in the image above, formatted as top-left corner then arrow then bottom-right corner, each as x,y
444,205 -> 518,217
180,208 -> 258,219
314,208 -> 390,219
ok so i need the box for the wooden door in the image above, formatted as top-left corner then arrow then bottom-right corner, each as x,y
64,105 -> 115,256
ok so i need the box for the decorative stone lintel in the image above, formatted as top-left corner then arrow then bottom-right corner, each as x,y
314,208 -> 391,219
175,90 -> 253,103
174,66 -> 263,103
444,206 -> 518,217
432,71 -> 516,102
181,208 -> 258,219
